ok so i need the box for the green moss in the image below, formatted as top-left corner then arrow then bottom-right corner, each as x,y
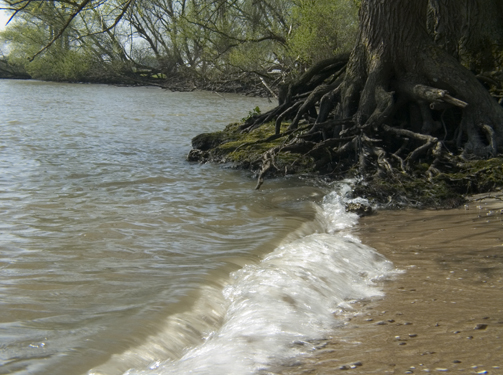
192,121 -> 316,175
354,176 -> 464,208
192,122 -> 503,209
353,157 -> 503,208
436,157 -> 503,194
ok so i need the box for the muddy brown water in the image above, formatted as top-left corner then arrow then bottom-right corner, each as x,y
2,79 -> 501,375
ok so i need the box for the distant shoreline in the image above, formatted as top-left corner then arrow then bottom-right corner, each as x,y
0,72 -> 275,98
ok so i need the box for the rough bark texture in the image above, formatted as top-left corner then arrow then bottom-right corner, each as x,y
429,0 -> 503,72
334,0 -> 503,156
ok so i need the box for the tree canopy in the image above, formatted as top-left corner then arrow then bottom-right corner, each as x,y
0,0 -> 358,85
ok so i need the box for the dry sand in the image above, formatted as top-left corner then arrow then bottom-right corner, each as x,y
279,191 -> 503,375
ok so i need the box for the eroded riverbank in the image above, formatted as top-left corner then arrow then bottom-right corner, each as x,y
278,192 -> 503,375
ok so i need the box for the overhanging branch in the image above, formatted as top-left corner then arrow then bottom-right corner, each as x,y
28,0 -> 92,61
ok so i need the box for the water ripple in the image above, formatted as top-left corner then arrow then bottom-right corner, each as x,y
0,80 -> 331,375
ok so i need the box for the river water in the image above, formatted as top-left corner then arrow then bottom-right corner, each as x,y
0,80 -> 396,375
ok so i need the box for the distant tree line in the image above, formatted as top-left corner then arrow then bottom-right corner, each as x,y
0,0 -> 359,89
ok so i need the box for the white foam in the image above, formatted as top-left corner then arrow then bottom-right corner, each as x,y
92,184 -> 396,375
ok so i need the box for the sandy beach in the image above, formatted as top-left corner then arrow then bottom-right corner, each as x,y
278,191 -> 503,375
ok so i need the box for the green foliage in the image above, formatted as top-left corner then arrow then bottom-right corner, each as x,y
227,39 -> 286,73
1,0 -> 360,83
241,106 -> 262,122
1,14 -> 93,81
287,0 -> 359,65
26,49 -> 92,81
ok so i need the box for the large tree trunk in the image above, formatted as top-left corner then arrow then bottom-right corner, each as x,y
231,0 -> 503,192
333,0 -> 503,157
429,0 -> 503,72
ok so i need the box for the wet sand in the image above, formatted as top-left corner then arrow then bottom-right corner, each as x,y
280,192 -> 503,374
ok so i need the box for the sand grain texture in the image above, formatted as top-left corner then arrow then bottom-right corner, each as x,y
279,192 -> 503,375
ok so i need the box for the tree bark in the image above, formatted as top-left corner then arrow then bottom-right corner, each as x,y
429,0 -> 503,72
183,0 -> 503,200
329,0 -> 503,156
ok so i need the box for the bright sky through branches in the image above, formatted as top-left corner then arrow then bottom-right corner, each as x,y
0,9 -> 9,30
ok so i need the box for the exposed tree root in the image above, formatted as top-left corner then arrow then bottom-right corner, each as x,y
233,43 -> 503,196
188,1 -> 503,208
191,41 -> 503,209
255,149 -> 277,190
